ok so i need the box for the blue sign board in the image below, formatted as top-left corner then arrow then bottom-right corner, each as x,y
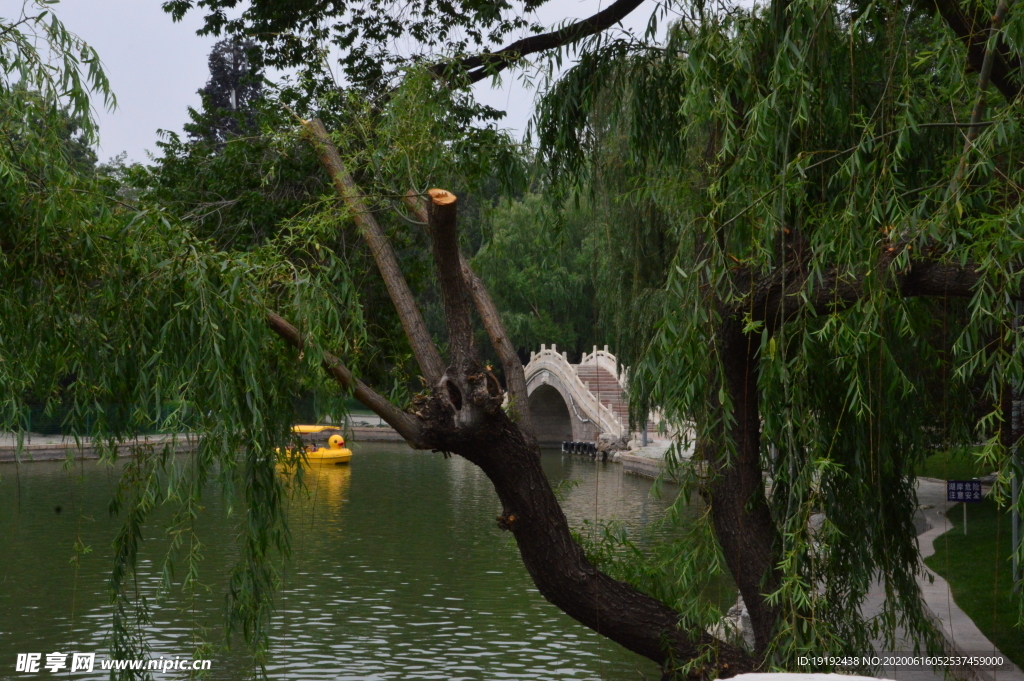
946,480 -> 982,502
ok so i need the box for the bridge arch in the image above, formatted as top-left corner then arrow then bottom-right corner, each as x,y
522,345 -> 626,444
526,383 -> 575,444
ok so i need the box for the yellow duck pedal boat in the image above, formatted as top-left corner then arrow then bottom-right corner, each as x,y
305,434 -> 352,463
280,426 -> 353,464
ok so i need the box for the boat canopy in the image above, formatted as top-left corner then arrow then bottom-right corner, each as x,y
291,425 -> 341,434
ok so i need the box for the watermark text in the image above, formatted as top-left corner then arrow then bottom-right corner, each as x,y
16,653 -> 211,674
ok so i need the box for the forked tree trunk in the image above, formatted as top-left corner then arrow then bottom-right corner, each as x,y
267,156 -> 758,677
402,190 -> 537,438
432,376 -> 757,679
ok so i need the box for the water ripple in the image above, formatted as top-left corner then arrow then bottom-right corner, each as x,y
1,445 -> 673,679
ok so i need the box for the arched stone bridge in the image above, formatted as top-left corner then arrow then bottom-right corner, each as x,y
523,345 -> 629,445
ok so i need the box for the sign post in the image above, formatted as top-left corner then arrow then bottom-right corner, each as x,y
947,480 -> 983,535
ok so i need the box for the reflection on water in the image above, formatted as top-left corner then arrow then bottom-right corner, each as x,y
282,460 -> 353,515
548,453 -> 675,543
1,444 -> 677,679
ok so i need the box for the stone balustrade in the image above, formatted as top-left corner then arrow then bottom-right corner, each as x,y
579,344 -> 629,388
524,344 -> 626,443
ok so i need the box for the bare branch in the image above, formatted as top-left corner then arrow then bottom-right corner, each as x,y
432,0 -> 645,85
265,312 -> 426,446
301,118 -> 447,385
403,191 -> 536,437
426,188 -> 476,364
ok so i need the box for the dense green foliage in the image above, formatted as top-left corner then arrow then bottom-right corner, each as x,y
469,187 -> 674,378
132,102 -> 326,250
6,0 -> 1024,675
472,194 -> 599,358
536,0 -> 1024,666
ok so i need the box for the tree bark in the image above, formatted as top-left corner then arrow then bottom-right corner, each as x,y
706,318 -> 781,654
426,189 -> 476,364
423,188 -> 504,433
431,0 -> 646,85
404,190 -> 537,438
413,190 -> 736,669
301,118 -> 447,386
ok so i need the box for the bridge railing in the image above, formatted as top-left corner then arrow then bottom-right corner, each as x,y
525,345 -> 625,438
579,345 -> 629,389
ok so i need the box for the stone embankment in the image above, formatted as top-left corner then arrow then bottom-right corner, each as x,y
615,440 -> 674,479
611,436 -> 696,481
337,413 -> 405,442
0,433 -> 197,463
0,415 -> 404,464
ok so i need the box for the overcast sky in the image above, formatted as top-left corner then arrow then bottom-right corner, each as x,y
51,0 -> 665,164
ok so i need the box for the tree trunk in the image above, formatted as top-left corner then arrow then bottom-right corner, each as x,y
442,400 -> 757,679
270,176 -> 759,678
706,317 -> 781,653
403,190 -> 537,438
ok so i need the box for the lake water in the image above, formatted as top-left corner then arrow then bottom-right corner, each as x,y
1,444 -> 678,679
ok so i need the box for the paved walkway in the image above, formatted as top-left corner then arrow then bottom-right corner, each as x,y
612,443 -> 1020,681
912,479 -> 1022,681
849,478 -> 1021,681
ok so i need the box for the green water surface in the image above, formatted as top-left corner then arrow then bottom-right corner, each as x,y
1,445 -> 674,679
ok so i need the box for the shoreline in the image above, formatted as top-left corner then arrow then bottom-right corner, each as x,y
0,425 -> 405,463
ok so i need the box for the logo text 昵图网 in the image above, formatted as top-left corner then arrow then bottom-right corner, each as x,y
16,653 -> 212,673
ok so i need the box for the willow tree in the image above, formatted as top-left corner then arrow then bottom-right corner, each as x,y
4,2 -> 755,677
535,0 -> 1024,667
9,1 -> 1024,679
1,3 -> 366,668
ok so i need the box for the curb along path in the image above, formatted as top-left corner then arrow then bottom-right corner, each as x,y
913,478 -> 1023,681
607,445 -> 1020,681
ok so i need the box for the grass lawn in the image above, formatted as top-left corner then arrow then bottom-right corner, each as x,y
915,448 -> 992,480
924,497 -> 1023,668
